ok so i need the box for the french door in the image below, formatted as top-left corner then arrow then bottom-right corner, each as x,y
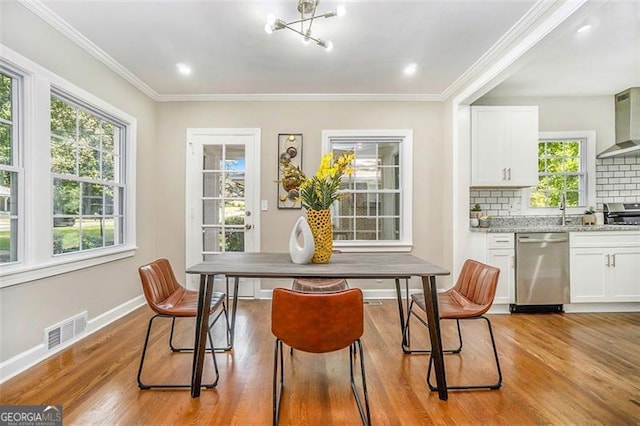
186,128 -> 261,297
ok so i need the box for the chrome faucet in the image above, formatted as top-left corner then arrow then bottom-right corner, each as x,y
559,193 -> 566,225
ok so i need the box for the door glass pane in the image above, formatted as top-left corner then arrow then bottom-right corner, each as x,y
203,227 -> 223,252
225,200 -> 245,225
203,145 -> 223,170
203,172 -> 222,197
225,172 -> 245,198
225,145 -> 245,170
203,200 -> 222,225
225,230 -> 244,252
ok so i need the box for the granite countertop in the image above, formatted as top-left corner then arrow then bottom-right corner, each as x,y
469,215 -> 640,233
470,224 -> 640,233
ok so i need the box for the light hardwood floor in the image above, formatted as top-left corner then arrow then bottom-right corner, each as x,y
2,300 -> 640,425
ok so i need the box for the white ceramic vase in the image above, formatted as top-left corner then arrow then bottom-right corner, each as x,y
289,216 -> 315,264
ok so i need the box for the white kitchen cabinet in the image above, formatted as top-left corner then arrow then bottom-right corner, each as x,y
469,233 -> 515,304
471,106 -> 538,187
570,232 -> 640,303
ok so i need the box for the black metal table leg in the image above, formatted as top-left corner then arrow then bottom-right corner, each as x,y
422,275 -> 448,401
229,276 -> 240,348
191,273 -> 215,397
394,278 -> 406,337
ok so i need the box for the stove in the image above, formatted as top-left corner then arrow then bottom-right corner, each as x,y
603,202 -> 640,225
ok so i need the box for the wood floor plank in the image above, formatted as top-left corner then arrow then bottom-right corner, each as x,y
1,300 -> 639,425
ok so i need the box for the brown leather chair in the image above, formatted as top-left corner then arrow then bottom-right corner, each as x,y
403,259 -> 502,390
291,277 -> 349,292
137,258 -> 229,390
271,288 -> 370,425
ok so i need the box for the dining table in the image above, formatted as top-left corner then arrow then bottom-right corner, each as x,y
186,252 -> 451,400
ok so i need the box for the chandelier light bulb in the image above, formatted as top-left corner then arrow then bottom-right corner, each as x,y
336,5 -> 346,17
264,1 -> 341,49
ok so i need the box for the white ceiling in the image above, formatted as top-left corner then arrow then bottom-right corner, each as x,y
26,0 -> 640,100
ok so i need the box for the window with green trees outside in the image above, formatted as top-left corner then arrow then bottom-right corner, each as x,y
530,138 -> 586,208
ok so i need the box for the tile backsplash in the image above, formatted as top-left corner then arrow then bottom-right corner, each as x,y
470,157 -> 640,216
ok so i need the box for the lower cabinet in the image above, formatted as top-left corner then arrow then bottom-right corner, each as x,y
470,233 -> 515,304
570,232 -> 640,303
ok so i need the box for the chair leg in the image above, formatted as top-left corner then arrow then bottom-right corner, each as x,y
168,304 -> 231,353
426,316 -> 502,391
273,339 -> 284,425
350,340 -> 371,425
402,301 -> 464,354
138,314 -> 220,390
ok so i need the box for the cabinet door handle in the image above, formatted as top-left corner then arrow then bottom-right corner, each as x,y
507,168 -> 512,180
495,239 -> 510,243
502,168 -> 506,180
606,254 -> 610,267
612,254 -> 616,267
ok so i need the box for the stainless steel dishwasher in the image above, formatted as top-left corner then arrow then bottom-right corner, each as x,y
512,232 -> 570,313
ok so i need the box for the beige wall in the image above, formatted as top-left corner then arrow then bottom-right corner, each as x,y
0,3 -> 158,360
156,101 -> 450,291
474,95 -> 615,152
0,2 -> 453,365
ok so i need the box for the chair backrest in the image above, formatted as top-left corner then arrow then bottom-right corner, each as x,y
271,288 -> 363,353
453,259 -> 500,308
138,258 -> 185,313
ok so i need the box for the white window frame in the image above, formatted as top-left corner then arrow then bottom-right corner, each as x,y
322,129 -> 413,252
0,65 -> 24,266
521,130 -> 596,216
0,45 -> 137,288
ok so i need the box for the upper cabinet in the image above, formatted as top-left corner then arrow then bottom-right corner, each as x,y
471,106 -> 539,187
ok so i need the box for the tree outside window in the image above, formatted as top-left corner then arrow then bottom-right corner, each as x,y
530,139 -> 585,208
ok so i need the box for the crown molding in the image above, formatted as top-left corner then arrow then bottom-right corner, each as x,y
16,0 -> 583,104
18,0 -> 160,101
157,93 -> 445,102
451,0 -> 589,105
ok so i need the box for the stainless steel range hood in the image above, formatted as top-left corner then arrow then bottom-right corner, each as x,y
597,87 -> 640,159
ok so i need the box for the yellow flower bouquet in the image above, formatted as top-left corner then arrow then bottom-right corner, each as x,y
299,151 -> 355,210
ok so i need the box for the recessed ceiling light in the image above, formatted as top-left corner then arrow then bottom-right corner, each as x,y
576,24 -> 591,34
176,63 -> 192,76
403,63 -> 417,76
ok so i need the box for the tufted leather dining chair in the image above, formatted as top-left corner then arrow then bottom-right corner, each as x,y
271,287 -> 370,425
137,258 -> 229,390
403,259 -> 503,390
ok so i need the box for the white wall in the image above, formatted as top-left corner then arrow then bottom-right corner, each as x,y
0,2 -> 158,361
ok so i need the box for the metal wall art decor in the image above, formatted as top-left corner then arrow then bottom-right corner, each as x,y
277,133 -> 303,209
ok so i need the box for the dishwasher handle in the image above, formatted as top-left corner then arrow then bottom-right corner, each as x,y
517,237 -> 569,243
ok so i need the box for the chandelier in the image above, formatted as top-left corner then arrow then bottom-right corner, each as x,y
264,0 -> 345,51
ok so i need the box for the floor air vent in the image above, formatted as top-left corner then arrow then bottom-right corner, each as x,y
45,311 -> 88,350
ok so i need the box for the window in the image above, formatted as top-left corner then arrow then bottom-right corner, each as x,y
0,46 -> 136,287
50,94 -> 125,255
524,131 -> 595,214
323,130 -> 412,251
0,69 -> 20,264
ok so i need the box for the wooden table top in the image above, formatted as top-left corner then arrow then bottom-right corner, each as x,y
187,252 -> 450,279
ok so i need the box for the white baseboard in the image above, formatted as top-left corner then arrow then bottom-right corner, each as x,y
563,303 -> 640,313
0,295 -> 146,384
